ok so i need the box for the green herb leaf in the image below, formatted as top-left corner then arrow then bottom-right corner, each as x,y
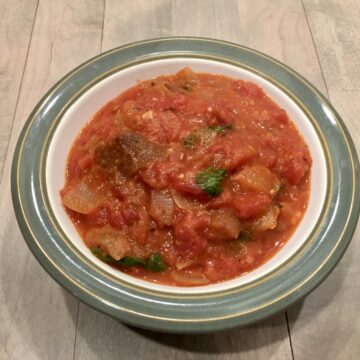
182,134 -> 197,149
238,231 -> 251,242
195,166 -> 227,197
91,247 -> 166,272
119,256 -> 145,267
144,253 -> 167,272
91,247 -> 118,263
208,124 -> 233,132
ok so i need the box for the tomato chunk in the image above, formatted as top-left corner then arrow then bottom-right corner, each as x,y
173,211 -> 211,258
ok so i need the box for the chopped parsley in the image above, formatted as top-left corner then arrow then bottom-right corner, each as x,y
144,253 -> 167,272
119,256 -> 144,267
182,128 -> 216,149
91,247 -> 118,263
182,134 -> 197,149
182,126 -> 232,149
238,231 -> 251,242
195,166 -> 227,197
208,124 -> 233,132
91,248 -> 166,272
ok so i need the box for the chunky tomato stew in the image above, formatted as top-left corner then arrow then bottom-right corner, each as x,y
61,68 -> 311,286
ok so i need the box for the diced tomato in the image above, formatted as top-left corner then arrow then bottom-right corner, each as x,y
62,68 -> 311,286
67,159 -> 80,179
208,134 -> 256,171
172,174 -> 207,199
85,206 -> 108,226
277,150 -> 311,185
173,210 -> 211,258
231,193 -> 271,218
78,154 -> 94,170
234,80 -> 264,98
105,202 -> 126,230
171,93 -> 188,112
128,209 -> 150,245
210,189 -> 271,219
273,109 -> 288,124
204,257 -> 242,282
141,161 -> 183,190
122,206 -> 140,226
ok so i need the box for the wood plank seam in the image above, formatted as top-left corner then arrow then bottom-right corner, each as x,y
0,0 -> 40,185
283,4 -> 332,359
72,300 -> 80,360
72,1 -> 106,357
300,0 -> 330,98
100,0 -> 106,52
286,311 -> 295,360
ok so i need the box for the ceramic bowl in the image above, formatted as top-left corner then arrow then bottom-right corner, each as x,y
12,37 -> 359,332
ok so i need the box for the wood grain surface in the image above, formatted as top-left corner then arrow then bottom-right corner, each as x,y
1,0 -> 359,359
287,2 -> 360,360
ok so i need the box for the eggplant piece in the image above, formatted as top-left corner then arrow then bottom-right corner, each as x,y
208,208 -> 242,241
95,132 -> 165,176
171,190 -> 203,210
182,128 -> 216,149
150,190 -> 174,226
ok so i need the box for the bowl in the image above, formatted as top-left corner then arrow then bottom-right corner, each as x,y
11,37 -> 360,333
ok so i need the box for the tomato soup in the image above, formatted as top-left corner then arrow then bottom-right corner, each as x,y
60,68 -> 311,286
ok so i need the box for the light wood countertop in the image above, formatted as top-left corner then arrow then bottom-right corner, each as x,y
1,0 -> 359,358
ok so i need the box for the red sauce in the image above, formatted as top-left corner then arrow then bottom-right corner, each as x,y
61,68 -> 311,286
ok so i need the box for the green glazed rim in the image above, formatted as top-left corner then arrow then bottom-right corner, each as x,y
11,37 -> 360,333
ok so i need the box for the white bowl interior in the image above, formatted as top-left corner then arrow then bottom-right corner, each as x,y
46,58 -> 327,294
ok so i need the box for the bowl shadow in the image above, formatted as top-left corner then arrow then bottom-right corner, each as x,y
61,251 -> 352,359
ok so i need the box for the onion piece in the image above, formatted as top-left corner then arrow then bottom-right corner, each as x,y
114,110 -> 126,129
252,205 -> 281,232
85,226 -> 130,260
62,179 -> 105,214
171,270 -> 210,286
150,190 -> 174,225
175,260 -> 194,270
171,190 -> 202,210
208,209 -> 242,241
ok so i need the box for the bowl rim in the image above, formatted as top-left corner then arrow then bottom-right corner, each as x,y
11,36 -> 360,333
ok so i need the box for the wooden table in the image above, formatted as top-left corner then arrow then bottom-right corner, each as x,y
1,1 -> 359,359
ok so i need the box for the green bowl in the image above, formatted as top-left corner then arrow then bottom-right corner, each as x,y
11,37 -> 360,333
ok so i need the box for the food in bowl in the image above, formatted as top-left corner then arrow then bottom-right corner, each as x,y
60,68 -> 311,286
